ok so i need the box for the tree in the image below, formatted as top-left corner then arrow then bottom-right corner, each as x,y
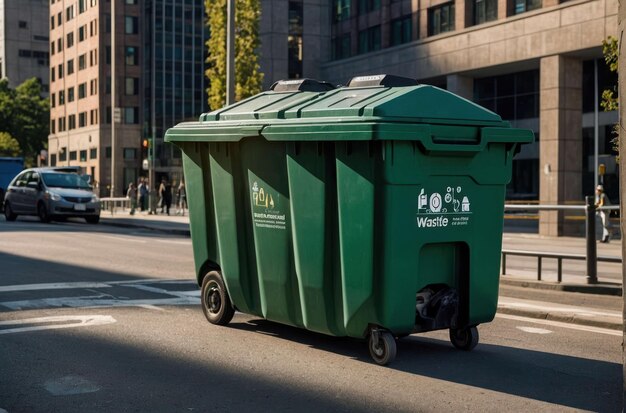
0,78 -> 49,162
601,36 -> 619,155
205,0 -> 264,110
0,78 -> 49,166
0,132 -> 20,157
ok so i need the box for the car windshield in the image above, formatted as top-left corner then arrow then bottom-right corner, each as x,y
41,172 -> 91,189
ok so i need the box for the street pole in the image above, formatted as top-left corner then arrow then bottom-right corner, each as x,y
585,195 -> 597,284
110,0 -> 116,198
593,59 -> 599,193
226,0 -> 235,106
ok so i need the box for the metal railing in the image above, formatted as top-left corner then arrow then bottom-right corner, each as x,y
100,197 -> 131,215
503,197 -> 621,284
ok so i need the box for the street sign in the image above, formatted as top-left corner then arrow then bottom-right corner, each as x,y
113,107 -> 121,124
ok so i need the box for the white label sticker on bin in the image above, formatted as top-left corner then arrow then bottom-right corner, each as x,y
416,186 -> 472,229
251,181 -> 286,230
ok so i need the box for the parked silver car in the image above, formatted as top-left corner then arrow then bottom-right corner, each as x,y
3,167 -> 100,223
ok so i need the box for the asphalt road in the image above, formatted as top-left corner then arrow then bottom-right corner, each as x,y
0,217 -> 622,412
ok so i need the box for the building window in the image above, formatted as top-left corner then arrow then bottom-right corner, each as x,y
90,109 -> 98,124
80,149 -> 87,161
474,70 -> 539,121
79,54 -> 86,70
90,148 -> 97,159
66,5 -> 74,22
67,32 -> 74,48
332,34 -> 351,60
51,67 -> 56,82
19,21 -> 27,29
51,16 -> 55,30
125,46 -> 138,65
58,63 -> 64,79
50,119 -> 55,134
51,93 -> 56,108
51,41 -> 55,55
67,59 -> 75,75
51,154 -> 57,166
124,107 -> 139,124
358,0 -> 380,15
90,79 -> 98,95
78,83 -> 87,99
473,0 -> 497,25
514,0 -> 541,14
90,0 -> 97,6
57,37 -> 63,52
125,16 -> 138,34
125,77 -> 138,95
428,2 -> 455,36
68,87 -> 75,102
125,0 -> 137,4
57,12 -> 62,26
390,16 -> 412,46
59,147 -> 67,161
79,25 -> 86,42
59,90 -> 65,105
79,112 -> 87,127
124,148 -> 137,160
79,0 -> 86,13
332,0 -> 350,22
288,1 -> 303,79
68,115 -> 76,130
105,146 -> 111,159
69,150 -> 77,160
105,46 -> 111,64
358,25 -> 381,54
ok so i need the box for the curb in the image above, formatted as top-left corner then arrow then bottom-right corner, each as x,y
496,306 -> 622,331
99,219 -> 191,237
500,277 -> 622,296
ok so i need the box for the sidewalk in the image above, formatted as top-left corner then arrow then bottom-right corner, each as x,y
98,210 -> 624,330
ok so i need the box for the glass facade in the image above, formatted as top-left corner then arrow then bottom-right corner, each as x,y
358,26 -> 381,54
514,0 -> 541,14
143,0 -> 209,178
390,15 -> 412,46
474,70 -> 540,199
288,1 -> 304,79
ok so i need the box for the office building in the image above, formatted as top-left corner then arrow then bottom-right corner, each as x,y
0,0 -> 50,92
48,0 -> 208,196
259,0 -> 618,235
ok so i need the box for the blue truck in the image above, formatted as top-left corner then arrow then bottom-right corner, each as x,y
0,157 -> 24,211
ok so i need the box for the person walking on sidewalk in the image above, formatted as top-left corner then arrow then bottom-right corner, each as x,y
595,184 -> 611,243
138,178 -> 149,212
176,181 -> 187,215
127,182 -> 137,215
159,178 -> 172,215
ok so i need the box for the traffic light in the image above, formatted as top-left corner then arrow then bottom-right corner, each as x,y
142,139 -> 150,148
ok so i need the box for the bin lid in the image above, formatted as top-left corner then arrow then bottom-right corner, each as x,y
165,79 -> 534,146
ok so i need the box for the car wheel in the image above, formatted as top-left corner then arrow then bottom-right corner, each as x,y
4,202 -> 17,221
85,215 -> 100,224
37,202 -> 51,223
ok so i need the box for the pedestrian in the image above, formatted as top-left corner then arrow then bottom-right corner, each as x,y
176,181 -> 187,215
159,178 -> 172,215
595,184 -> 611,243
127,182 -> 137,215
138,178 -> 149,212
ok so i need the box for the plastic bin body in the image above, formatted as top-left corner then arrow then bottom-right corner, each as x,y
166,84 -> 533,338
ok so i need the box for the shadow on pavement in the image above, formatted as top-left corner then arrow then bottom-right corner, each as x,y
229,318 -> 621,412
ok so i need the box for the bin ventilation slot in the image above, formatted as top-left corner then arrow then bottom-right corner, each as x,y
347,74 -> 419,88
270,79 -> 336,92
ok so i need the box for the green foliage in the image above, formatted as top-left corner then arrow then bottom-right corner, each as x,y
0,78 -> 49,166
205,0 -> 264,110
601,36 -> 619,157
0,132 -> 21,157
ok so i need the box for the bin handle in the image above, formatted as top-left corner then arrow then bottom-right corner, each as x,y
419,135 -> 486,154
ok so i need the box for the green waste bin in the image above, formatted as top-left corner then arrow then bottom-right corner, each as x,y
165,74 -> 534,365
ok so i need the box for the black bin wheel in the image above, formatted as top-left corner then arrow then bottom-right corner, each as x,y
368,330 -> 397,366
449,326 -> 479,351
201,271 -> 235,326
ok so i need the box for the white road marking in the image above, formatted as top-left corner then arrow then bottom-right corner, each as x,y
0,315 -> 116,335
496,314 -> 622,336
0,282 -> 112,293
498,298 -> 621,319
44,375 -> 101,396
516,326 -> 553,334
99,234 -> 147,243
